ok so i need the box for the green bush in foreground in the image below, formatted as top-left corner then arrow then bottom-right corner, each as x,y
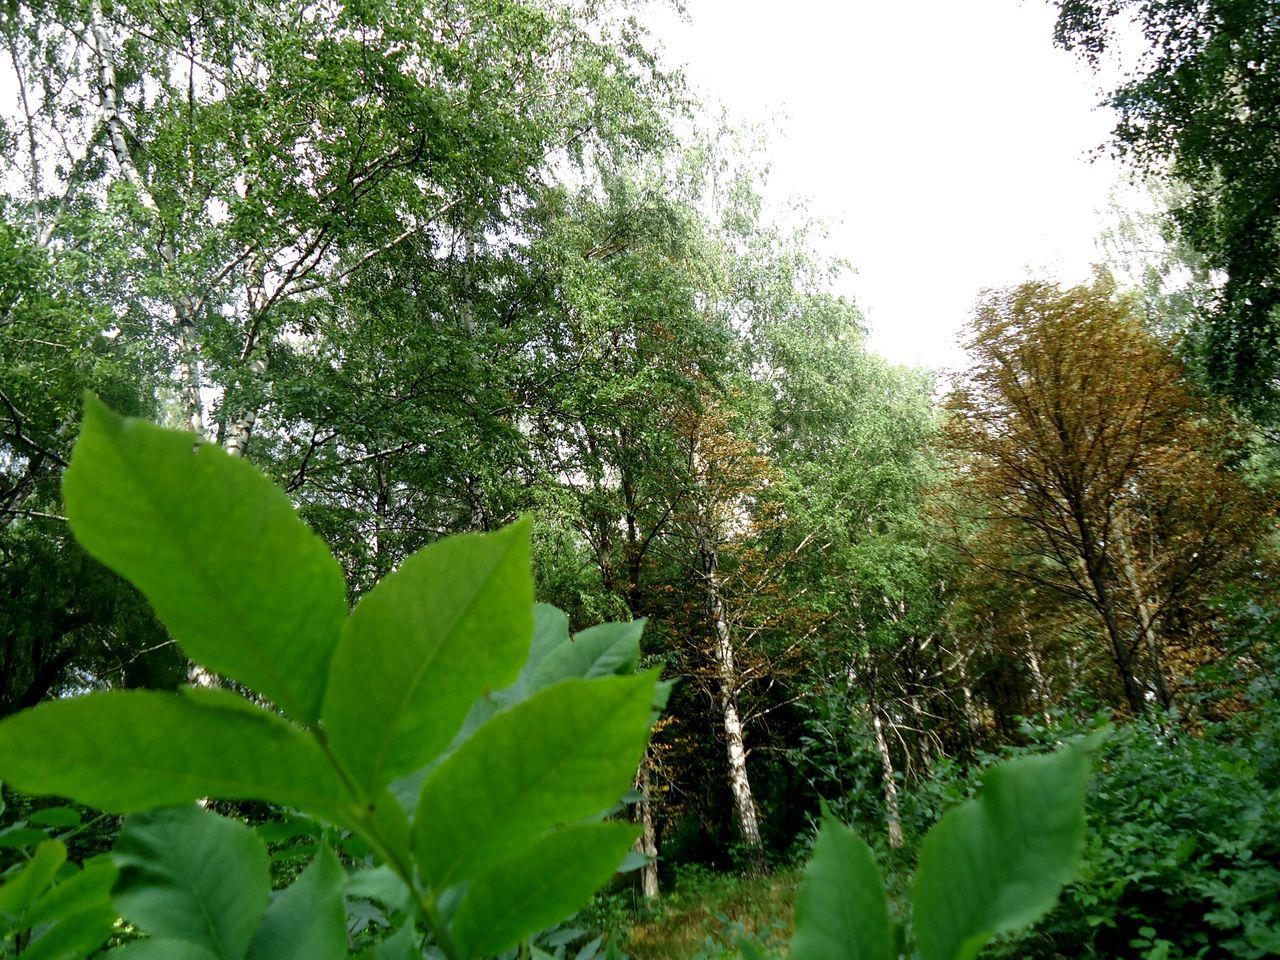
0,397 -> 659,959
790,741 -> 1091,960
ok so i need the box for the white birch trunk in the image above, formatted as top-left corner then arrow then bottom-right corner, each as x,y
633,754 -> 659,899
699,530 -> 764,862
1116,519 -> 1173,708
871,705 -> 904,849
91,3 -> 204,438
223,353 -> 269,458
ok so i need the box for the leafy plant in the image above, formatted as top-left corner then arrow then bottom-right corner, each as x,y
791,740 -> 1091,960
0,398 -> 662,959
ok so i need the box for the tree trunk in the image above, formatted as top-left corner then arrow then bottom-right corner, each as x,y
223,353 -> 269,458
1115,524 -> 1174,710
871,702 -> 903,849
633,752 -> 659,899
1081,551 -> 1148,714
91,2 -> 204,438
700,530 -> 765,873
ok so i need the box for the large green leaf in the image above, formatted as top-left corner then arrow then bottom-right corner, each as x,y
62,397 -> 347,726
246,845 -> 346,960
912,743 -> 1089,960
530,620 -> 644,688
790,813 -> 893,960
322,519 -> 533,796
413,672 -> 657,888
18,892 -> 116,960
0,840 -> 65,924
113,806 -> 270,960
352,923 -> 416,960
21,858 -> 117,959
442,606 -> 635,758
107,941 -> 221,960
24,859 -> 116,929
0,689 -> 351,816
450,822 -> 641,960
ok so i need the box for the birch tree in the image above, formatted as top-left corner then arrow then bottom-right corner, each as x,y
1,0 -> 675,456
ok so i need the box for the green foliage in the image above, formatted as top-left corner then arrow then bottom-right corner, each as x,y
0,402 -> 660,958
984,713 -> 1280,960
0,836 -> 117,960
323,519 -> 532,796
790,741 -> 1090,960
63,397 -> 348,727
1054,0 -> 1280,417
113,807 -> 271,960
911,744 -> 1089,960
790,812 -> 892,960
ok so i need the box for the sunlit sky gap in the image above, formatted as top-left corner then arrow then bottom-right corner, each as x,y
642,0 -> 1143,375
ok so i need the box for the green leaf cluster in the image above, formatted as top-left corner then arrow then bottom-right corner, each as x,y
791,740 -> 1090,960
0,399 -> 660,959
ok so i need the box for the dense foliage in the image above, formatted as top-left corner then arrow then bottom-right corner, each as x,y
1054,0 -> 1280,419
2,0 -> 1279,957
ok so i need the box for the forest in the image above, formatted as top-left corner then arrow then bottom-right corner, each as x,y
0,0 -> 1277,958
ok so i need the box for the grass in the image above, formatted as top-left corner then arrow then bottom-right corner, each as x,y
615,866 -> 799,959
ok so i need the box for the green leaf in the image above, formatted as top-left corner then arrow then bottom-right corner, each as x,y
107,941 -> 222,960
790,813 -> 892,960
523,604 -> 572,683
450,822 -> 641,960
247,845 -> 345,960
25,859 -> 116,928
19,897 -> 116,960
352,923 -> 416,960
27,807 -> 81,829
322,519 -> 533,795
63,396 -> 347,726
345,865 -> 412,914
912,742 -> 1089,960
0,840 -> 65,923
414,672 -> 657,888
530,620 -> 644,688
112,806 -> 270,960
435,604 -> 574,760
0,689 -> 351,816
0,826 -> 49,849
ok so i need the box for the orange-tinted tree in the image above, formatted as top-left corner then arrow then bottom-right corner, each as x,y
945,279 -> 1272,715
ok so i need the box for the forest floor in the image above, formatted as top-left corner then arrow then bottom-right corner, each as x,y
616,868 -> 798,959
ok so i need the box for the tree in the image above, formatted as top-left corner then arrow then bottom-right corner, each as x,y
0,0 -> 678,699
1,0 -> 675,456
945,278 -> 1271,714
1054,0 -> 1280,419
0,223 -> 181,713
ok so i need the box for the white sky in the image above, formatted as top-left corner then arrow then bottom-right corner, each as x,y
643,0 -> 1135,375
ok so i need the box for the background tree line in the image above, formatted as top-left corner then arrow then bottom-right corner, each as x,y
2,0 -> 1279,957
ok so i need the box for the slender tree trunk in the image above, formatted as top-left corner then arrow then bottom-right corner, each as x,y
223,353 -> 268,458
91,2 -> 204,437
871,700 -> 903,849
1115,524 -> 1174,710
1020,605 -> 1054,725
633,752 -> 659,899
699,529 -> 765,873
1081,552 -> 1147,714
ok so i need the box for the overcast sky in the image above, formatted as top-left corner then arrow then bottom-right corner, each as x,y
643,0 -> 1135,375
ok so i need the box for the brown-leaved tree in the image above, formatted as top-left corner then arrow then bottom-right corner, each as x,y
945,279 -> 1271,714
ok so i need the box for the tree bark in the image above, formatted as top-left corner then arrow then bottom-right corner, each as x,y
91,2 -> 205,438
1115,522 -> 1174,709
633,752 -> 659,899
699,528 -> 766,872
871,700 -> 904,849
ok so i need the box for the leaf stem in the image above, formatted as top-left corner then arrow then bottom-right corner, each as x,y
312,734 -> 462,960
351,810 -> 461,960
